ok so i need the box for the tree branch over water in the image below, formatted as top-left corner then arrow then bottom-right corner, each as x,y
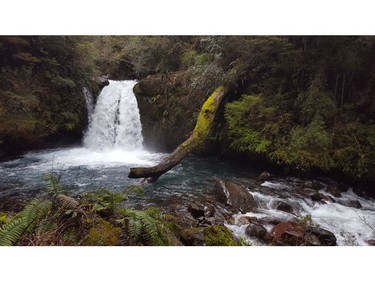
128,85 -> 226,183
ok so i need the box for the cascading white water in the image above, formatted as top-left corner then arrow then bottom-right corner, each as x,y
83,80 -> 143,151
83,87 -> 94,123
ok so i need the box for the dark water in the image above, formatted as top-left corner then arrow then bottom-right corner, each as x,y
0,146 -> 258,209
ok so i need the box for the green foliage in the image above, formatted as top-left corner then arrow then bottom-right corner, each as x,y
203,225 -> 238,246
121,206 -> 176,246
273,117 -> 333,170
82,218 -> 121,246
0,199 -> 52,246
81,189 -> 127,215
225,95 -> 273,153
43,172 -> 64,195
181,50 -> 198,68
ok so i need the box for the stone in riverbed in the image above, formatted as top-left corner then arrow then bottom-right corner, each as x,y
306,226 -> 337,246
275,201 -> 294,214
271,222 -> 324,246
245,223 -> 267,240
204,205 -> 215,217
341,200 -> 362,209
188,202 -> 205,218
258,171 -> 272,181
238,216 -> 258,225
215,179 -> 257,213
326,185 -> 342,197
304,181 -> 325,190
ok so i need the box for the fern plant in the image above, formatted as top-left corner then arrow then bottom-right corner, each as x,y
122,208 -> 169,246
0,199 -> 52,246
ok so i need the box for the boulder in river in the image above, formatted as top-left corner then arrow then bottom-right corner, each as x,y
306,226 -> 337,246
245,223 -> 267,240
215,179 -> 257,213
339,200 -> 362,209
326,185 -> 342,197
304,181 -> 325,190
275,201 -> 294,214
258,171 -> 272,182
271,222 -> 323,246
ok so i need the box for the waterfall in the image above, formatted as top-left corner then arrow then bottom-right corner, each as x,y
83,87 -> 94,123
83,80 -> 143,151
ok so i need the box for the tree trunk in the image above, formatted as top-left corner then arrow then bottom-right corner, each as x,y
128,86 -> 226,183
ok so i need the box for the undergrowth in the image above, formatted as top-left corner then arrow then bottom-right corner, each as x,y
0,173 -> 179,246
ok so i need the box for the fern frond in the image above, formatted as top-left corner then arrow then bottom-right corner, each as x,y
0,199 -> 52,246
17,199 -> 52,231
125,209 -> 168,246
0,218 -> 27,246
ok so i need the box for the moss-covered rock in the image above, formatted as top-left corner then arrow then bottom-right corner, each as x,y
82,218 -> 121,246
181,225 -> 238,246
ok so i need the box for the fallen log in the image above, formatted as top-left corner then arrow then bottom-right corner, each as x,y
128,85 -> 226,182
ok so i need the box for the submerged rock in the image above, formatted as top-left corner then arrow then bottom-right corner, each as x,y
339,200 -> 362,209
215,179 -> 257,213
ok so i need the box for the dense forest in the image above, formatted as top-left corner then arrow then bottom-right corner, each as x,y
0,36 -> 375,247
1,36 -> 374,183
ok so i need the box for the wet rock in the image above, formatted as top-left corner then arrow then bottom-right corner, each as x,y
339,200 -> 362,209
271,222 -> 306,245
204,205 -> 215,217
245,223 -> 267,240
188,202 -> 205,218
310,192 -> 325,202
215,179 -> 257,213
258,171 -> 272,181
205,217 -> 216,225
298,188 -> 318,197
304,233 -> 321,246
257,217 -> 283,226
307,226 -> 337,246
226,217 -> 236,225
305,181 -> 325,190
166,203 -> 198,229
271,222 -> 321,246
367,240 -> 375,246
326,185 -> 342,197
238,216 -> 258,225
275,201 -> 294,214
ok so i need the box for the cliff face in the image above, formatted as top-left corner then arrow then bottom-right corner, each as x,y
134,71 -> 209,152
0,36 -> 100,159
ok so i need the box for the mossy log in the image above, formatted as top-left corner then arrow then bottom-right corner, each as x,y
128,86 -> 226,182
